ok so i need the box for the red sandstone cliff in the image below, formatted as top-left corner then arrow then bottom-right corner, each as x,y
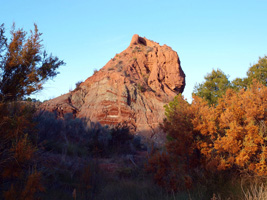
40,34 -> 185,143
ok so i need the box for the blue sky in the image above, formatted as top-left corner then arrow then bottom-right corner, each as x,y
2,0 -> 267,102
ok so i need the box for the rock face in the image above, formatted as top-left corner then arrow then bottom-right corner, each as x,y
40,34 -> 185,143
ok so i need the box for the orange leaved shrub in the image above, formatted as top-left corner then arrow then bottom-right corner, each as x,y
147,81 -> 267,191
147,95 -> 199,191
0,102 -> 44,200
192,81 -> 267,175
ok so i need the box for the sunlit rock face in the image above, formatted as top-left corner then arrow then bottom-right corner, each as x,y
40,34 -> 185,144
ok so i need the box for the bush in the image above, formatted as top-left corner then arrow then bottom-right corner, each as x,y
137,83 -> 146,92
109,123 -> 134,155
93,69 -> 98,75
35,112 -> 140,157
192,81 -> 267,175
132,46 -> 142,53
115,60 -> 123,72
73,81 -> 83,91
148,81 -> 267,192
0,102 -> 44,199
145,46 -> 153,53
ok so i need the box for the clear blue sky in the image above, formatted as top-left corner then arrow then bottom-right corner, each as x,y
2,0 -> 267,102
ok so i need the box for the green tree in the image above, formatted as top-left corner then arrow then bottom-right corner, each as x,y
231,77 -> 248,91
247,56 -> 267,86
0,23 -> 65,102
193,69 -> 231,105
232,56 -> 267,90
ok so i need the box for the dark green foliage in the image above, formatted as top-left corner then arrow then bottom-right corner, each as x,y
93,69 -> 98,75
195,57 -> 267,104
35,112 -> 100,156
193,69 -> 231,105
231,77 -> 248,91
33,111 -> 151,199
132,135 -> 142,149
35,112 -> 140,157
34,112 -> 145,199
109,123 -> 134,154
132,46 -> 142,53
110,123 -> 133,145
75,80 -> 83,89
247,56 -> 267,86
232,56 -> 267,90
115,60 -> 123,72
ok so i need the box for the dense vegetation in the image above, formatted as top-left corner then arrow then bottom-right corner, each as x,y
1,23 -> 267,199
148,58 -> 267,199
193,56 -> 267,105
0,23 -> 65,199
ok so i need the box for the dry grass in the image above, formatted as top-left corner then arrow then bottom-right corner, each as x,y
242,182 -> 267,200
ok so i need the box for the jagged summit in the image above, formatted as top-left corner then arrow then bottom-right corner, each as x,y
130,34 -> 159,47
40,34 -> 185,144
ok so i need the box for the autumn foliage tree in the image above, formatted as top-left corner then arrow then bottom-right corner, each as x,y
0,24 -> 64,199
0,103 -> 45,200
148,81 -> 267,192
0,23 -> 64,102
147,95 -> 199,191
192,81 -> 267,175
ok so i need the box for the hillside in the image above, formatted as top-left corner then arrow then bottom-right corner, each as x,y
40,34 -> 185,143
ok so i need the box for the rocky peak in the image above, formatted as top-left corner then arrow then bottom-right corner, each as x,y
40,34 -> 185,144
130,34 -> 158,47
